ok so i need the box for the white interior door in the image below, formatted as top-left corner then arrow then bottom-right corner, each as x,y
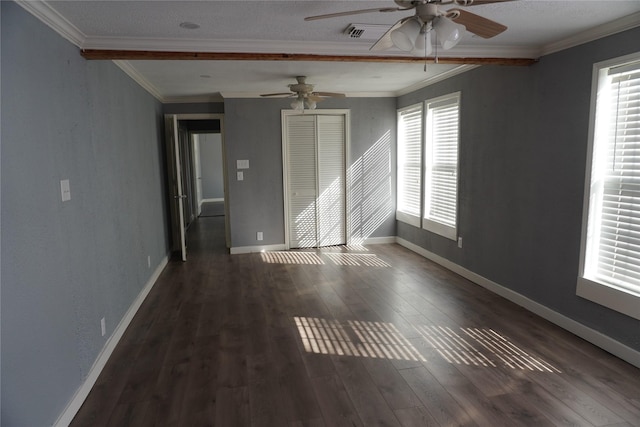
284,112 -> 346,249
165,115 -> 187,261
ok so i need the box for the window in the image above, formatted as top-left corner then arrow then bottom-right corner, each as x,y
396,93 -> 461,241
577,53 -> 640,320
423,93 -> 460,240
396,104 -> 423,227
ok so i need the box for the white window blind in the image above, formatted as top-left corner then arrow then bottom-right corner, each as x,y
423,93 -> 460,240
589,64 -> 640,294
396,104 -> 423,226
578,55 -> 640,320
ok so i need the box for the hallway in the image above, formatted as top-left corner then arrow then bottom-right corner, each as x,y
71,217 -> 640,426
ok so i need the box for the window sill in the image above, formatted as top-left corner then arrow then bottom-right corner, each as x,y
396,211 -> 420,228
577,277 -> 640,320
422,218 -> 456,241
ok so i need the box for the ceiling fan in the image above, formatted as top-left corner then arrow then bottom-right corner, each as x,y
305,0 -> 514,56
260,76 -> 346,110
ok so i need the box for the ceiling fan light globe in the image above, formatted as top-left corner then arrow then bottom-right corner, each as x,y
434,16 -> 464,50
305,100 -> 317,110
291,99 -> 303,110
411,30 -> 432,56
390,18 -> 422,52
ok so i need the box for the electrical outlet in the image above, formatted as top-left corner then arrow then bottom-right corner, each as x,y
100,317 -> 106,336
257,231 -> 263,241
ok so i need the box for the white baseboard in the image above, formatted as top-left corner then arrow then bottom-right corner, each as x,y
230,243 -> 287,254
396,237 -> 640,369
363,236 -> 396,245
54,255 -> 169,427
202,198 -> 224,203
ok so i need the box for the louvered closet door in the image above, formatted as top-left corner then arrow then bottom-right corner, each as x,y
317,115 -> 346,247
286,115 -> 318,248
285,113 -> 346,249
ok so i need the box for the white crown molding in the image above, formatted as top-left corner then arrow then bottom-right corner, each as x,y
395,64 -> 479,96
112,61 -> 165,102
16,0 -> 86,47
540,11 -> 640,57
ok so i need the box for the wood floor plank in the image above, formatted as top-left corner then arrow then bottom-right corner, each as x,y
330,355 -> 402,426
399,366 -> 479,426
69,217 -> 640,427
105,400 -> 153,427
360,358 -> 423,410
530,369 -> 625,426
215,386 -> 251,427
310,375 -> 364,427
393,406 -> 440,427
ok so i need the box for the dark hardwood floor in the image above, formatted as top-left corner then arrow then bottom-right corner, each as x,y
71,216 -> 640,426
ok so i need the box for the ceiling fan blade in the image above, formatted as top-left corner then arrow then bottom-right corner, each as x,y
450,8 -> 507,39
307,94 -> 326,102
313,92 -> 346,98
305,7 -> 407,21
369,17 -> 411,51
260,92 -> 293,97
462,0 -> 517,5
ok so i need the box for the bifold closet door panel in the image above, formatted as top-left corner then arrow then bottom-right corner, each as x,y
286,115 -> 318,248
317,115 -> 346,247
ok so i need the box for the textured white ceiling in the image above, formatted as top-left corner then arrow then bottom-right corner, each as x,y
31,1 -> 640,101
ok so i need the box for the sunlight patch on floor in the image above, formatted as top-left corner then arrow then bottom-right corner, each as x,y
261,251 -> 324,265
294,315 -> 561,373
415,325 -> 561,373
324,253 -> 391,267
261,250 -> 390,267
294,316 -> 426,362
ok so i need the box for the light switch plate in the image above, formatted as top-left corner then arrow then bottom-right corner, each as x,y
60,179 -> 71,202
237,159 -> 249,169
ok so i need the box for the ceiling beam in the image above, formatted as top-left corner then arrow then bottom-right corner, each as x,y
80,50 -> 538,66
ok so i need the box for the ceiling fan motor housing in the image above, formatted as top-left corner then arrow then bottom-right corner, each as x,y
288,76 -> 314,95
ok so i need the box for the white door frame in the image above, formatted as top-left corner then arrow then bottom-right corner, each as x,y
281,109 -> 351,250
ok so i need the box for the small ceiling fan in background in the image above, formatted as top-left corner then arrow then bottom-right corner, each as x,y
260,76 -> 346,110
305,0 -> 515,57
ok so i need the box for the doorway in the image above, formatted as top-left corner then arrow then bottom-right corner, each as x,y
165,113 -> 229,260
193,133 -> 225,218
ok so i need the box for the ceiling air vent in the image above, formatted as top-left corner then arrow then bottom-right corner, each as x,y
343,24 -> 390,40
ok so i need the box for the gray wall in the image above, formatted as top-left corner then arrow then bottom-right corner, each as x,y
1,3 -> 170,426
199,133 -> 225,200
397,26 -> 640,353
223,97 -> 397,247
